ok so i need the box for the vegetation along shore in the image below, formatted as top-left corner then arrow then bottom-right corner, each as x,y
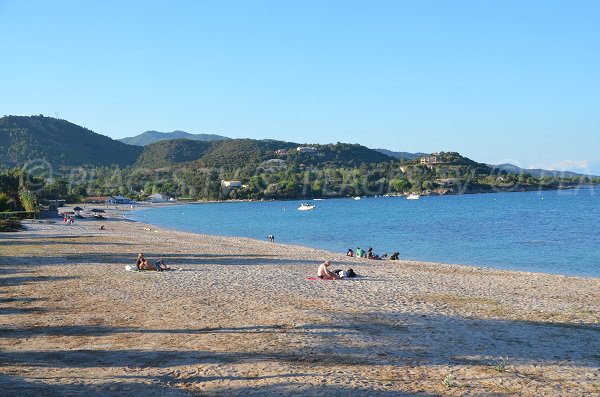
1,115 -> 598,210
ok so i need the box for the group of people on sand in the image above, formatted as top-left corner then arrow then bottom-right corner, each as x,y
347,247 -> 400,261
135,253 -> 171,271
317,260 -> 357,280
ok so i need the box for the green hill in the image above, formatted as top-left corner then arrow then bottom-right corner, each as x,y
191,140 -> 397,169
309,143 -> 396,166
0,115 -> 142,168
119,130 -> 229,146
195,139 -> 298,169
136,139 -> 214,168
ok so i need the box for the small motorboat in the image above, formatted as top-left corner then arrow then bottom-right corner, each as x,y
353,196 -> 361,200
406,193 -> 421,200
298,203 -> 316,211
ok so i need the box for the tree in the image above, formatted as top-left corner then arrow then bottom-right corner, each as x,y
0,193 -> 11,211
40,179 -> 68,199
18,188 -> 37,212
390,178 -> 411,193
0,173 -> 20,196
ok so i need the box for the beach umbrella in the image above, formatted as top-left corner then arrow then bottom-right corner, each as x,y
73,206 -> 84,211
90,209 -> 105,213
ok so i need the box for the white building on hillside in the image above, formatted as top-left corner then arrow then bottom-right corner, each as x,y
221,180 -> 242,188
296,146 -> 318,154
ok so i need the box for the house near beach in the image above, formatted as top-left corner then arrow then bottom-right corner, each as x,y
107,195 -> 132,205
221,180 -> 242,188
221,180 -> 242,195
43,199 -> 66,210
84,196 -> 111,204
148,193 -> 169,203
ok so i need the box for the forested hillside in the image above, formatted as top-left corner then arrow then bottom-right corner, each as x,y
1,115 -> 594,204
0,115 -> 141,168
136,139 -> 214,168
195,139 -> 298,169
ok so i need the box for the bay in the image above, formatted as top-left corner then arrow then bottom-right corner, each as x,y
131,188 -> 600,277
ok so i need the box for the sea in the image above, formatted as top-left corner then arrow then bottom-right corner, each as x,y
131,188 -> 600,278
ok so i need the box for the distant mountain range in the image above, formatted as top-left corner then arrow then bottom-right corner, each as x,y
1,115 -> 596,178
0,116 -> 396,170
119,130 -> 229,146
489,163 -> 593,178
373,149 -> 429,160
378,149 -> 596,178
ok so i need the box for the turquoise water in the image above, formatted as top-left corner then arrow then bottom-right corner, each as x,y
132,188 -> 600,277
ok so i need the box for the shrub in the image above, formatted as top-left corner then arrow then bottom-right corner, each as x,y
0,219 -> 23,232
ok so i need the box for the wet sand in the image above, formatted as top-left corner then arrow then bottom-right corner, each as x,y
0,209 -> 599,396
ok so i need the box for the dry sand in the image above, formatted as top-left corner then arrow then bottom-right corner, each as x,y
0,207 -> 599,396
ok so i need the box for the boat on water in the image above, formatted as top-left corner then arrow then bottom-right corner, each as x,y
353,196 -> 361,200
406,193 -> 421,200
298,203 -> 316,211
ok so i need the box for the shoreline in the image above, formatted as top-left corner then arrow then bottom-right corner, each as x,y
120,200 -> 599,280
1,216 -> 599,395
40,206 -> 600,281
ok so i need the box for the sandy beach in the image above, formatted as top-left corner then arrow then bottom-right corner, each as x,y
1,207 -> 599,396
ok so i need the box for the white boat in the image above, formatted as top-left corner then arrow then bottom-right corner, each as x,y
406,193 -> 420,200
353,196 -> 361,200
298,203 -> 316,211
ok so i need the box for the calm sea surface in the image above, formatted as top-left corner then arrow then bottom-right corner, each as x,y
131,188 -> 600,277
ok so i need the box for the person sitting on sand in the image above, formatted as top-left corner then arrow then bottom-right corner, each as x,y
356,247 -> 364,258
136,253 -> 152,270
136,253 -> 170,271
346,248 -> 354,257
317,260 -> 338,279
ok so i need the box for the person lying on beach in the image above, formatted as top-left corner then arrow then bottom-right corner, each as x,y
317,260 -> 338,279
333,268 -> 357,278
135,253 -> 170,271
154,259 -> 170,271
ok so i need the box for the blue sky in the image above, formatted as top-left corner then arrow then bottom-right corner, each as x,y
1,0 -> 599,173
